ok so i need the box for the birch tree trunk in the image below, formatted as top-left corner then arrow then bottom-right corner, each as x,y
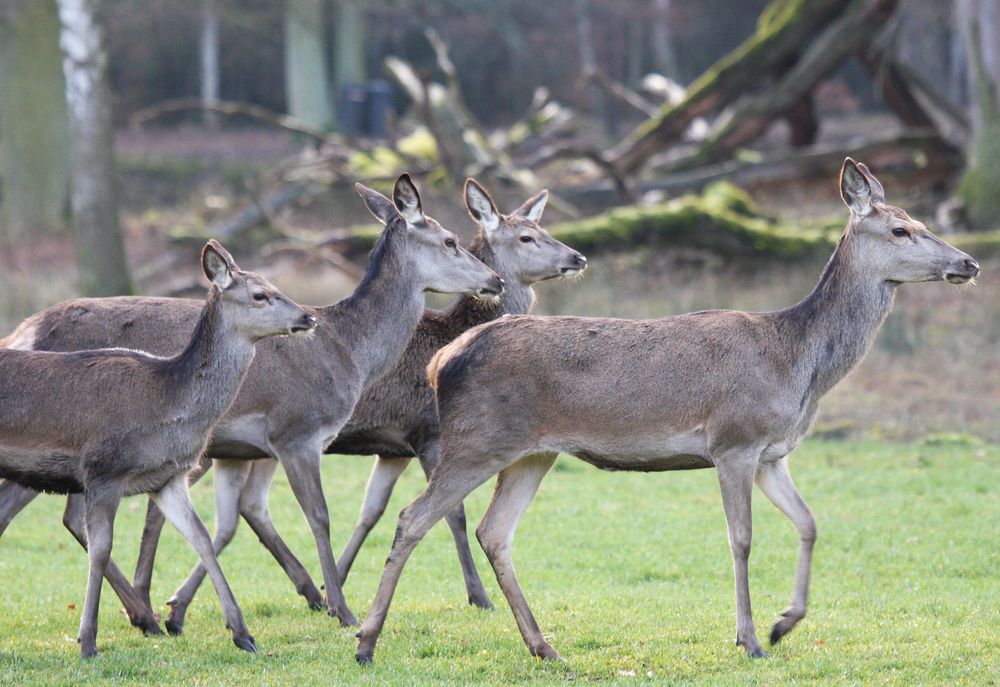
199,0 -> 220,129
0,0 -> 70,238
285,0 -> 333,129
57,0 -> 133,296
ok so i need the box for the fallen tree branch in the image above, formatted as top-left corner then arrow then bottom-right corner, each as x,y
586,71 -> 660,118
129,97 -> 350,148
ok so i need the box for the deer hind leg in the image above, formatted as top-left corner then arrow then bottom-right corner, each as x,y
61,494 -> 163,636
278,442 -> 357,626
133,453 -> 211,609
338,455 -> 412,585
238,458 -> 324,610
164,458 -> 250,636
716,448 -> 766,657
150,473 -> 256,653
476,452 -> 557,659
0,480 -> 38,537
78,483 -> 122,659
355,447 -> 514,664
417,440 -> 493,610
755,456 -> 816,646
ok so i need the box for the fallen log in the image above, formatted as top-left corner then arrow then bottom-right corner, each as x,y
563,129 -> 962,210
606,0 -> 852,176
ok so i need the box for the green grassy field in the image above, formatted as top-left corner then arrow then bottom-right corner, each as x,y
0,439 -> 997,686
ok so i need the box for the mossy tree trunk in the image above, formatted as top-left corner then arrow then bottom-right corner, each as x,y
57,0 -> 134,296
956,0 -> 1000,230
606,0 -> 851,176
0,0 -> 70,239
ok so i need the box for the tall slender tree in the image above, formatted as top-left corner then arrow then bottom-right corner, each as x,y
57,0 -> 133,296
0,0 -> 70,238
285,0 -> 333,129
200,0 -> 220,129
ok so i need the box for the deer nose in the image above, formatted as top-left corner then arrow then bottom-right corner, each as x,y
293,313 -> 317,333
964,258 -> 980,277
573,253 -> 587,268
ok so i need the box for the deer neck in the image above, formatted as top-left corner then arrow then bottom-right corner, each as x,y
785,233 -> 896,400
319,225 -> 425,381
445,237 -> 535,330
166,289 -> 257,426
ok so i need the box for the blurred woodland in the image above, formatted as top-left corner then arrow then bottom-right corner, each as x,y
1,0 -> 999,438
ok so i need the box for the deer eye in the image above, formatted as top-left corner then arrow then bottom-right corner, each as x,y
253,293 -> 268,302
444,238 -> 456,249
891,227 -> 909,238
519,235 -> 534,244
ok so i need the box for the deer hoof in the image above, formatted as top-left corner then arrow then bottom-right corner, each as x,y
746,647 -> 768,659
468,593 -> 494,610
334,608 -> 359,627
233,634 -> 258,654
136,616 -> 164,637
530,642 -> 562,661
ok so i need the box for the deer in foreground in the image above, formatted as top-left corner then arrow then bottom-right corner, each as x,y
327,179 -> 586,601
0,241 -> 316,658
354,159 -> 981,663
0,175 -> 502,634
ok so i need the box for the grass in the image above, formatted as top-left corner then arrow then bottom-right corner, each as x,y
0,439 -> 997,685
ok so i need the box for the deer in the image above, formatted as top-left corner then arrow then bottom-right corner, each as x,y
0,240 -> 317,659
354,159 -> 981,664
326,179 -> 585,604
0,174 -> 503,635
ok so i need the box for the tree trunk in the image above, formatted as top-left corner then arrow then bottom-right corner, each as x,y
574,0 -> 607,129
650,0 -> 678,78
284,0 -> 333,129
57,0 -> 133,296
0,0 -> 70,238
199,0 -> 220,129
332,0 -> 366,92
956,0 -> 1000,229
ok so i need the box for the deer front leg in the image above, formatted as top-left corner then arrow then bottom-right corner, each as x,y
338,455 -> 411,585
164,458 -> 250,636
133,454 -> 211,609
278,443 -> 357,626
417,440 -> 493,610
755,457 -> 816,645
238,458 -> 324,610
356,449 -> 507,664
78,484 -> 122,659
0,480 -> 38,537
61,494 -> 163,636
150,474 -> 256,653
476,453 -> 557,659
716,450 -> 766,658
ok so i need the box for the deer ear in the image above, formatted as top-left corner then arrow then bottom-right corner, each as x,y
513,189 -> 548,223
855,161 -> 885,204
392,173 -> 424,225
840,158 -> 873,216
464,178 -> 500,235
202,240 -> 237,290
355,183 -> 396,225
